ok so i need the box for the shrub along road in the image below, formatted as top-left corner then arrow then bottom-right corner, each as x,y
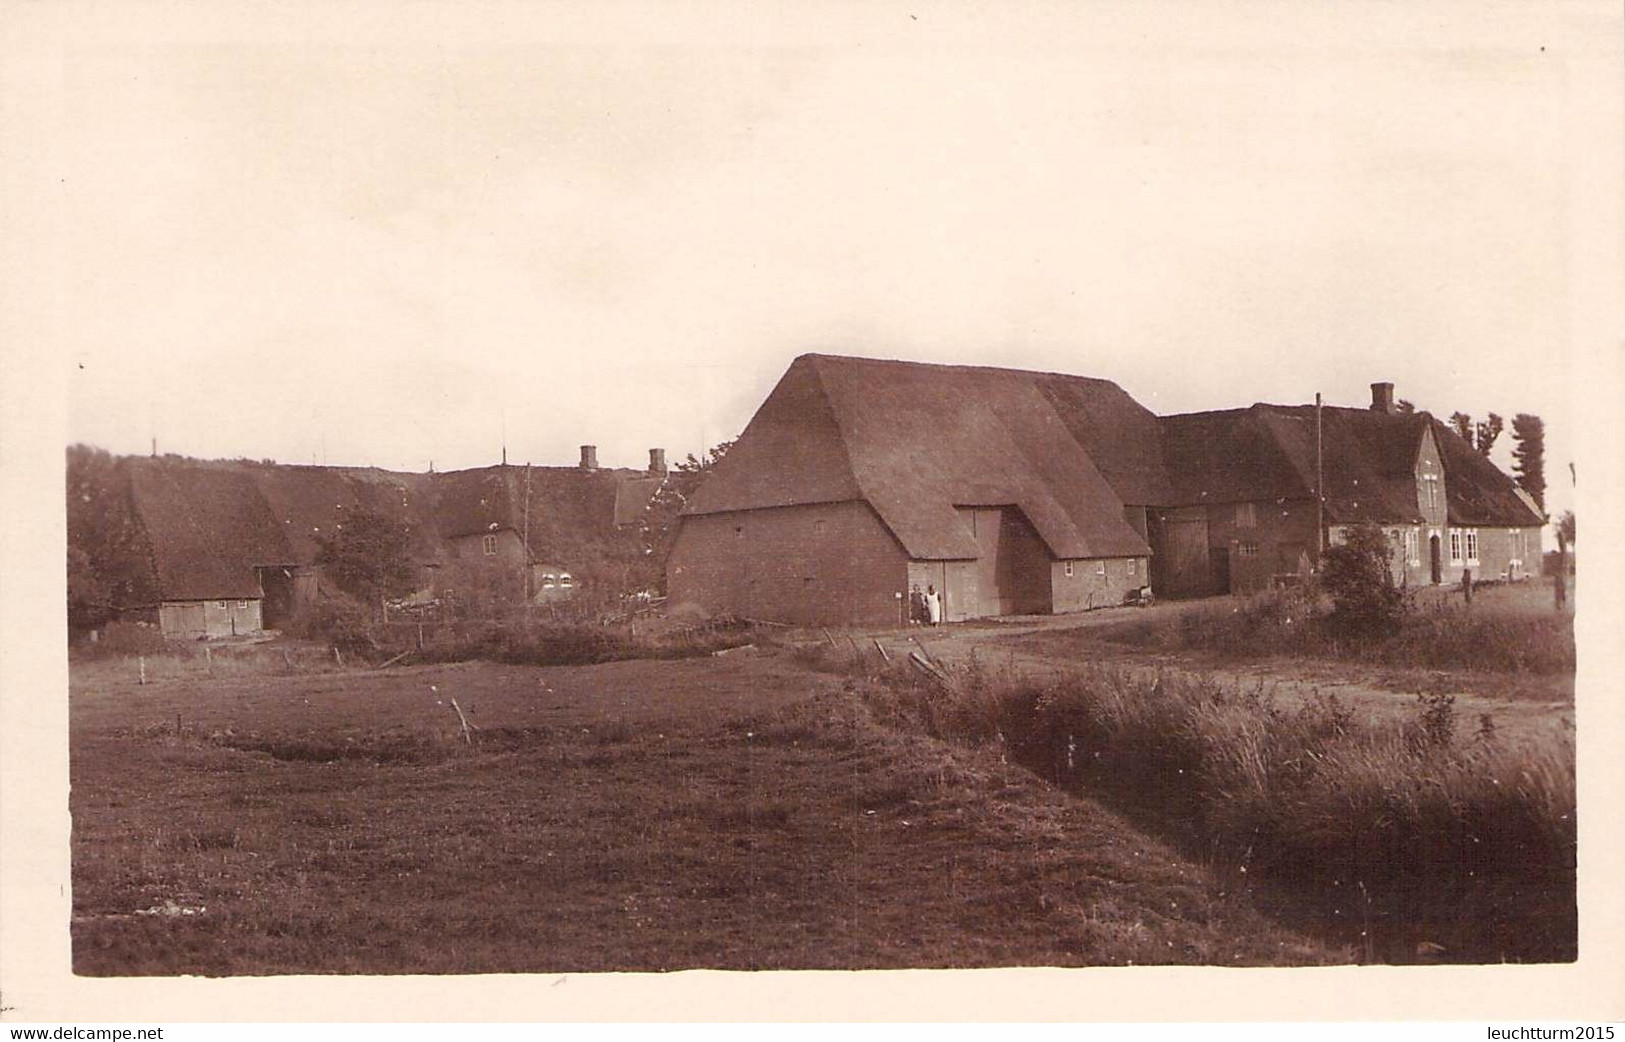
884,593 -> 1574,743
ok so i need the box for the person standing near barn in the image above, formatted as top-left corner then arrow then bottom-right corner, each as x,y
924,584 -> 942,626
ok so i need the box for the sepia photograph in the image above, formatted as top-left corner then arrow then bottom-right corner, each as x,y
4,0 -> 1623,1026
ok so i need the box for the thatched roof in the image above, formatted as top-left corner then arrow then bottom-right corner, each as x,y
1161,405 -> 1541,528
688,355 -> 1542,563
685,354 -> 1153,560
118,457 -> 642,601
1428,417 -> 1546,527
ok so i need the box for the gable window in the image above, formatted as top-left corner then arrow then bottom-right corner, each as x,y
482,534 -> 498,556
1064,562 -> 1075,578
1449,529 -> 1463,564
1235,502 -> 1256,529
1465,529 -> 1479,564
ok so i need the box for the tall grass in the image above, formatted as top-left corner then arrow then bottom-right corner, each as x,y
858,660 -> 1577,961
1096,586 -> 1575,675
412,617 -> 756,667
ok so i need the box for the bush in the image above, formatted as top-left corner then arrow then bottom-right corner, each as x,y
415,616 -> 756,668
283,594 -> 380,655
1320,523 -> 1407,641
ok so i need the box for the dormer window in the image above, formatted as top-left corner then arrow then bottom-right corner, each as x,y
482,534 -> 498,556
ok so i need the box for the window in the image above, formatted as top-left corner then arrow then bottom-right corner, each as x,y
1449,529 -> 1462,564
237,600 -> 249,609
1128,559 -> 1137,575
1238,541 -> 1259,557
541,574 -> 556,588
1465,529 -> 1479,564
1064,562 -> 1074,578
1235,502 -> 1256,529
1405,528 -> 1419,565
1096,561 -> 1106,576
216,600 -> 228,609
734,525 -> 744,539
813,519 -> 827,537
482,534 -> 498,556
560,573 -> 573,587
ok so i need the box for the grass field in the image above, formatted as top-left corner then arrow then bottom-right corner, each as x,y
1008,579 -> 1576,707
70,651 -> 1343,975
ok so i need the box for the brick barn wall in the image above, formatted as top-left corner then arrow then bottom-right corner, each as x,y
668,500 -> 909,626
1051,557 -> 1146,612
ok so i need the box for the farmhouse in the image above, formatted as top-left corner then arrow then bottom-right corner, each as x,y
665,355 -> 1544,626
109,447 -> 668,639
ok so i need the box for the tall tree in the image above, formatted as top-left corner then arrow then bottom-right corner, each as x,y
1449,412 -> 1474,445
1510,413 -> 1546,514
1557,509 -> 1574,548
315,510 -> 418,612
1473,412 -> 1503,458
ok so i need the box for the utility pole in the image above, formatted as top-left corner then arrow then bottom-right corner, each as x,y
1315,392 -> 1325,560
522,462 -> 533,610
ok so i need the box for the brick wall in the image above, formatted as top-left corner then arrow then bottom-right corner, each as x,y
1051,557 -> 1146,612
668,500 -> 910,626
450,529 -> 527,566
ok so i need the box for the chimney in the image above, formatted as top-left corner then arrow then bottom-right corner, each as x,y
579,444 -> 598,471
648,448 -> 667,476
1370,382 -> 1396,415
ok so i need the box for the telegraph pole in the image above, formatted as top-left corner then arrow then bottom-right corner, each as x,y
522,462 -> 533,609
1315,392 -> 1325,560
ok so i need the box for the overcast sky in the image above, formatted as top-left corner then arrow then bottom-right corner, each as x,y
54,2 -> 1616,525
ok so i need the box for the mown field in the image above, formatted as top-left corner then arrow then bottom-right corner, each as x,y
70,651 -> 1343,975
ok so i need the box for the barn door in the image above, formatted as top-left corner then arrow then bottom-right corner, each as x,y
1157,517 -> 1212,597
958,507 -> 1051,617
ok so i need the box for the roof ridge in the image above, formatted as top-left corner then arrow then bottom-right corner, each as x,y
799,352 -> 1126,388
